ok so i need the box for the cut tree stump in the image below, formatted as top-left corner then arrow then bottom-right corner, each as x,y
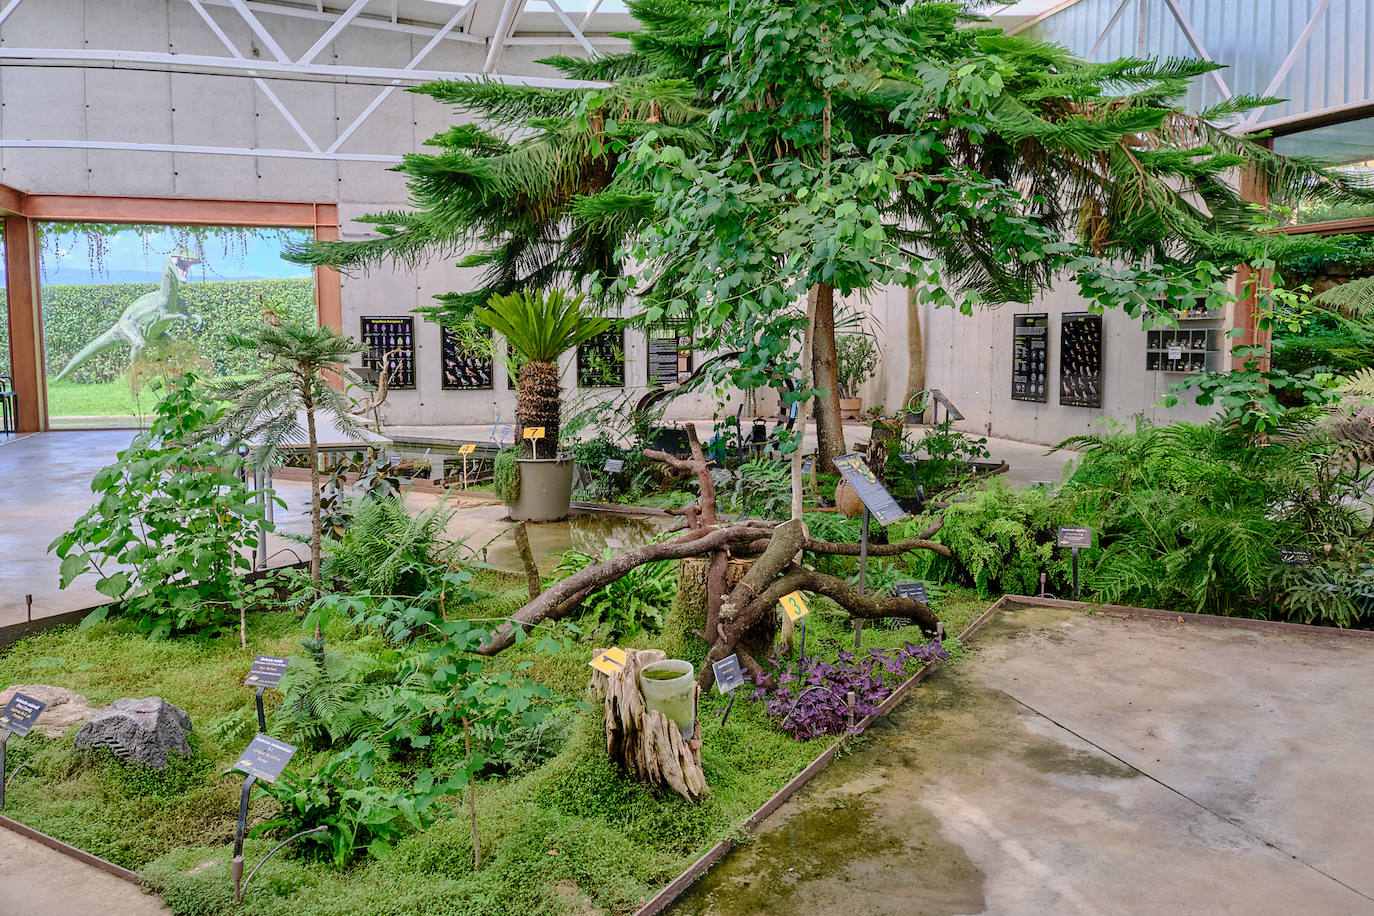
589,647 -> 707,802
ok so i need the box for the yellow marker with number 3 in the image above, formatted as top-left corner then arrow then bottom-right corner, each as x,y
779,591 -> 809,622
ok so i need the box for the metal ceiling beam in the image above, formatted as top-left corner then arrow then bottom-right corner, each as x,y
226,0 -> 293,63
482,0 -> 526,74
296,0 -> 374,65
1161,0 -> 1233,100
1086,0 -> 1133,62
0,137 -> 401,162
1241,0 -> 1331,128
0,0 -> 25,27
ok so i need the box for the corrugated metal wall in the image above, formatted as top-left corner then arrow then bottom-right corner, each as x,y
1029,0 -> 1373,125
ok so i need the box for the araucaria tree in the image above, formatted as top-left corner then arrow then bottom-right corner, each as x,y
208,317 -> 363,589
290,0 -> 1363,471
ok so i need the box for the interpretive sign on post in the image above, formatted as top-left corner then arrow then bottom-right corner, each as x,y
894,582 -> 928,603
1057,526 -> 1093,599
0,692 -> 45,809
245,656 -> 288,689
0,693 -> 46,738
245,655 -> 288,734
603,458 -> 625,473
712,654 -> 747,726
899,451 -> 920,466
832,454 -> 907,526
233,734 -> 296,785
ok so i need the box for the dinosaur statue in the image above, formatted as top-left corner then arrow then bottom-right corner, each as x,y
54,247 -> 203,380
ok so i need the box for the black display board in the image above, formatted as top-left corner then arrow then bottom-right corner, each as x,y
233,734 -> 297,784
360,317 -> 416,389
0,693 -> 46,737
1057,526 -> 1093,548
648,325 -> 693,387
1059,313 -> 1102,408
441,326 -> 493,390
894,582 -> 928,603
245,655 -> 289,688
712,654 -> 746,694
832,454 -> 908,526
577,330 -> 625,388
1011,313 -> 1049,402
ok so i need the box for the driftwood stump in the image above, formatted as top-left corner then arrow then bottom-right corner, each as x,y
589,648 -> 707,802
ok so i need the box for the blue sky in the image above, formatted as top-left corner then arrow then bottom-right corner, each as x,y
6,225 -> 315,285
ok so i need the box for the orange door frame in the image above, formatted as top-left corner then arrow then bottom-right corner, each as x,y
1,189 -> 340,433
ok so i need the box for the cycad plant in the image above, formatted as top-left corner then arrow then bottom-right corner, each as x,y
206,317 -> 364,589
475,290 -> 615,455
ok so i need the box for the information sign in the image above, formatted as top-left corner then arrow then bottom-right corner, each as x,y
1057,526 -> 1093,549
712,654 -> 746,694
244,655 -> 289,689
894,582 -> 928,603
831,454 -> 908,526
1011,313 -> 1049,402
0,693 -> 46,737
899,452 -> 920,466
233,735 -> 297,784
603,458 -> 625,473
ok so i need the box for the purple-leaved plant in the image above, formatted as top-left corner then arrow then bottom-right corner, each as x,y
751,641 -> 949,740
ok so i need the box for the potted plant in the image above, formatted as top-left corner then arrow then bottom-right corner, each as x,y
836,333 -> 879,420
476,290 -> 616,521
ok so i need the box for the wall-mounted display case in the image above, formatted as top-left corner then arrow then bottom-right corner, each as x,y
1059,312 -> 1102,408
1011,313 -> 1049,402
360,316 -> 416,389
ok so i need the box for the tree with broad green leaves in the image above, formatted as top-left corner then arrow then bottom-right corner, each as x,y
289,0 -> 1367,480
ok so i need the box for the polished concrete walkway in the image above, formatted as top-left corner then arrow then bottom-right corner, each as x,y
0,828 -> 166,914
671,607 -> 1374,915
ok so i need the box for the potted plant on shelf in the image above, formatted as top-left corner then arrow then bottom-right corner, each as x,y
836,333 -> 879,420
476,289 -> 616,522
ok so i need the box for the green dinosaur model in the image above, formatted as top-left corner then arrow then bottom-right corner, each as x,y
54,247 -> 203,381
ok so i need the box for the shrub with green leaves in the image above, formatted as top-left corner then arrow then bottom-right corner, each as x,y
320,495 -> 457,597
50,374 -> 275,638
549,545 -> 676,639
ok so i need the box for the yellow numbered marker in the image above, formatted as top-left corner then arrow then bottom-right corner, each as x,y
523,427 -> 546,440
589,647 -> 628,676
458,443 -> 477,455
779,591 -> 810,622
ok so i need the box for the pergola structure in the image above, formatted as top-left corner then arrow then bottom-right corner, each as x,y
0,0 -> 624,165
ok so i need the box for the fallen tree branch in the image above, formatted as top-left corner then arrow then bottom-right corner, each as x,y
804,518 -> 949,557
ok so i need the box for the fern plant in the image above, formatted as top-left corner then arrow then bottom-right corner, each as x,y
549,544 -> 676,639
320,495 -> 457,597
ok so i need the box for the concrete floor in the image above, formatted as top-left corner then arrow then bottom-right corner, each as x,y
671,607 -> 1374,915
0,828 -> 166,914
1,425 -> 1072,627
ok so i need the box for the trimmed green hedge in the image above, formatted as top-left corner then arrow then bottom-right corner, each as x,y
1,277 -> 315,385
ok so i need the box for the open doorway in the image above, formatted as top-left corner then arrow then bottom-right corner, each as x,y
37,223 -> 316,428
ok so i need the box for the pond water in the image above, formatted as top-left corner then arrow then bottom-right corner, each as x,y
482,511 -> 677,576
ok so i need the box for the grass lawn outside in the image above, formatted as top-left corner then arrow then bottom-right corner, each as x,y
45,377 -> 154,426
0,569 -> 984,916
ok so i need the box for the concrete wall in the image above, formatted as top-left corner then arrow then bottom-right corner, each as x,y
0,0 -> 729,427
859,281 -> 1220,446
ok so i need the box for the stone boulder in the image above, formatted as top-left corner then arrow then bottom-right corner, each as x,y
74,697 -> 193,769
0,685 -> 100,739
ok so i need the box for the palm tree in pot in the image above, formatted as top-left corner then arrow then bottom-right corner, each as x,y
477,290 -> 615,520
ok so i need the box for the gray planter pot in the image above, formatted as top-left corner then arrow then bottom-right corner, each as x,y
508,457 -> 575,522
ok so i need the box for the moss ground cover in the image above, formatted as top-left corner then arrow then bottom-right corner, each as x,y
0,570 -> 977,916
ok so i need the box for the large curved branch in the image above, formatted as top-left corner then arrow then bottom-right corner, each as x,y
773,567 -> 940,632
478,524 -> 759,655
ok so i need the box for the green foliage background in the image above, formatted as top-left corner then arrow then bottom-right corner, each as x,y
0,278 -> 315,385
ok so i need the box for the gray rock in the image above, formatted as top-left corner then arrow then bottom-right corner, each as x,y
74,697 -> 193,769
0,685 -> 100,738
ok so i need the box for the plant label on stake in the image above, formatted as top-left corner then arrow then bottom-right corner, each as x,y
603,458 -> 624,474
458,443 -> 476,489
524,426 -> 546,460
231,734 -> 297,903
831,454 -> 906,647
780,592 -> 810,685
245,655 -> 289,734
899,452 -> 920,466
894,582 -> 928,603
1057,526 -> 1093,600
712,654 -> 747,726
589,647 -> 628,677
0,692 -> 46,810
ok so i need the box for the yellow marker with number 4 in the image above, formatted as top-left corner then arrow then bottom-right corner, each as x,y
779,591 -> 809,622
589,647 -> 628,676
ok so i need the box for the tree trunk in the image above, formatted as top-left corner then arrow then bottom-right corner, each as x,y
305,394 -> 322,591
791,286 -> 819,519
904,285 -> 926,420
516,359 -> 561,458
810,282 -> 847,471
